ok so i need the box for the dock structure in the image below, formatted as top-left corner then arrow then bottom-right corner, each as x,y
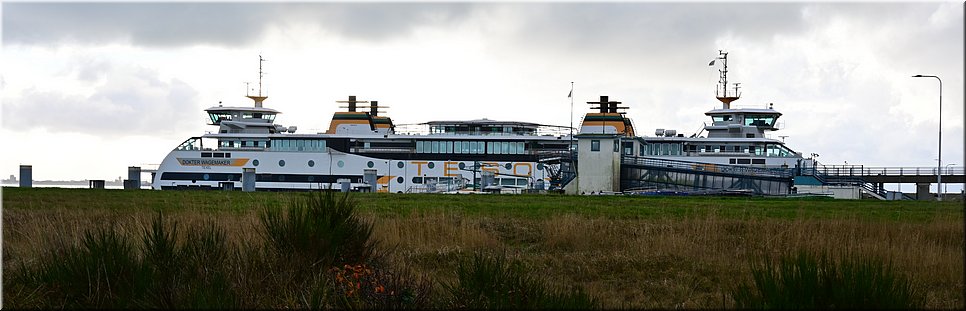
19,165 -> 31,188
124,166 -> 141,189
795,165 -> 965,200
569,133 -> 964,200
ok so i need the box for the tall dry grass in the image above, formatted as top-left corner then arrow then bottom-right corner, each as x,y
370,209 -> 963,309
5,200 -> 962,309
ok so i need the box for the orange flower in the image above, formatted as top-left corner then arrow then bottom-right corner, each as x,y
375,285 -> 385,293
336,274 -> 345,283
353,272 -> 360,279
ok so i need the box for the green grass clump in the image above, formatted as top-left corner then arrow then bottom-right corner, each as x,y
23,225 -> 146,309
14,212 -> 237,309
732,251 -> 924,309
259,191 -> 376,268
445,252 -> 598,309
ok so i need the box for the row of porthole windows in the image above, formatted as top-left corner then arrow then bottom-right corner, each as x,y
251,159 -> 545,171
251,159 -> 318,167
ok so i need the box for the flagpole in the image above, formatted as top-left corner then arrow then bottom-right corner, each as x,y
569,82 -> 575,185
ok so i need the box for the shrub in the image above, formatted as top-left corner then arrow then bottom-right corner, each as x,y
732,251 -> 924,309
14,212 -> 238,309
24,225 -> 147,309
445,252 -> 597,309
259,191 -> 376,269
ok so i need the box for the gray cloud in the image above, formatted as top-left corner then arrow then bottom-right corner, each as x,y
2,61 -> 199,136
3,3 -> 476,47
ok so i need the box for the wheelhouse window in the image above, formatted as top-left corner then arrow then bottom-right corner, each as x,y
711,115 -> 734,124
208,112 -> 232,124
744,115 -> 777,127
591,140 -> 600,152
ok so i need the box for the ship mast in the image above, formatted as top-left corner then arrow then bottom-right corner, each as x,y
246,55 -> 268,107
712,50 -> 740,109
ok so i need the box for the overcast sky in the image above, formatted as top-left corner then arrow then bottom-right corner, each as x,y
2,2 -> 963,191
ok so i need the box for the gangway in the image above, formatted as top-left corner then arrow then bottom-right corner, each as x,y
621,156 -> 794,195
798,162 -> 965,200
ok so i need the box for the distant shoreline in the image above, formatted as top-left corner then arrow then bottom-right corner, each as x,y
2,181 -> 151,189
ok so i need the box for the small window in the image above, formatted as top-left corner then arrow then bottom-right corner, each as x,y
746,133 -> 755,138
591,140 -> 600,151
225,153 -> 231,158
201,152 -> 212,158
729,159 -> 737,164
213,152 -> 224,158
737,159 -> 751,164
412,177 -> 423,184
752,159 -> 766,164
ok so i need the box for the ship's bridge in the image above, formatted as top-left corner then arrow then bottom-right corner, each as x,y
703,105 -> 783,139
205,106 -> 279,125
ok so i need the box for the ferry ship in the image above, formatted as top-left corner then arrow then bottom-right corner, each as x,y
622,51 -> 803,168
152,52 -> 802,192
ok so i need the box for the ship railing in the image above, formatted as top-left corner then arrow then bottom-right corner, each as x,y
406,179 -> 466,193
217,146 -> 267,151
622,156 -> 794,179
815,165 -> 965,177
352,147 -> 415,153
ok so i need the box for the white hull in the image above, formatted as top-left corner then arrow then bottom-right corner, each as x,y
153,149 -> 553,192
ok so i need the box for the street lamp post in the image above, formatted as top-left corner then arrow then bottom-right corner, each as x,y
912,74 -> 942,201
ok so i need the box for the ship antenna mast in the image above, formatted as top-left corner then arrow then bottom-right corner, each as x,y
258,54 -> 264,97
246,55 -> 268,108
713,50 -> 740,109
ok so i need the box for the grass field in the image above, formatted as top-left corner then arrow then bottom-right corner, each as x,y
3,187 -> 963,308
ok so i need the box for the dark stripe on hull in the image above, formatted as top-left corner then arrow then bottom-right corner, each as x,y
161,172 -> 364,183
352,153 -> 542,161
160,185 -> 346,192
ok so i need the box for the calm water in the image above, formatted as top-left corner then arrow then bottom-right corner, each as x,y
2,182 -> 150,190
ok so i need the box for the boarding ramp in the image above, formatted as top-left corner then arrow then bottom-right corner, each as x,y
621,156 -> 794,195
799,163 -> 965,200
